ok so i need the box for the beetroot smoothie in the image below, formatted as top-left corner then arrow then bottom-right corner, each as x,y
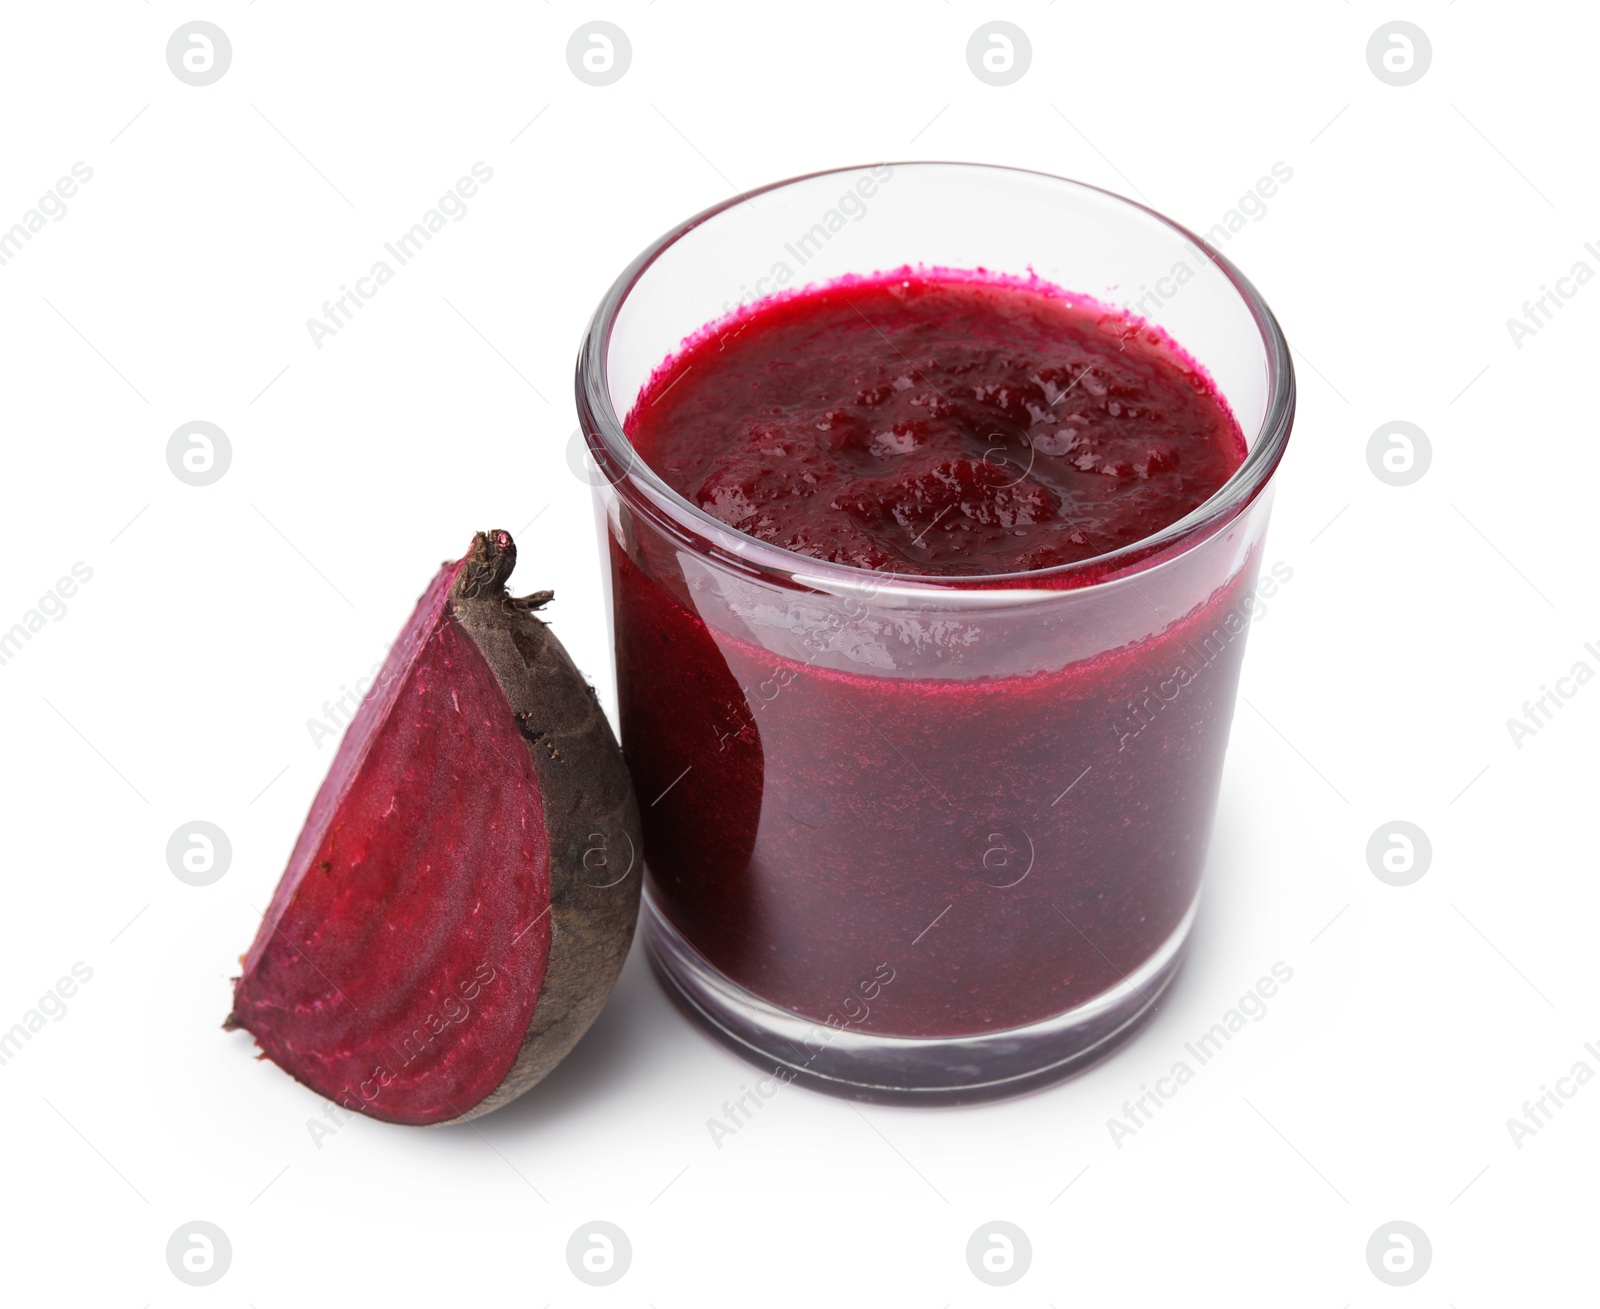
629,275 -> 1243,576
610,272 -> 1259,1040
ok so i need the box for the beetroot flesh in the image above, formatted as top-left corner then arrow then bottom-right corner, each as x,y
227,531 -> 640,1125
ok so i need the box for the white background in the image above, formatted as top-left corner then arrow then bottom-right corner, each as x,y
1,2 -> 1594,1303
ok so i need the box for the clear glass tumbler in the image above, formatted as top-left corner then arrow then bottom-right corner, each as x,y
577,162 -> 1294,1100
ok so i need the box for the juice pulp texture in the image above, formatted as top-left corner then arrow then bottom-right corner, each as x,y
617,272 -> 1256,1038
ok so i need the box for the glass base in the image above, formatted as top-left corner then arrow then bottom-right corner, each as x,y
642,887 -> 1197,1104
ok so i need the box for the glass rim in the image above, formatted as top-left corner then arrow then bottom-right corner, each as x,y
576,160 -> 1295,596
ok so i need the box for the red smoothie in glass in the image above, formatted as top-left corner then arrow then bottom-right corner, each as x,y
616,271 -> 1255,1039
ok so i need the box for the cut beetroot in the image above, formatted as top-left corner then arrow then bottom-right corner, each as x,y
226,531 -> 641,1125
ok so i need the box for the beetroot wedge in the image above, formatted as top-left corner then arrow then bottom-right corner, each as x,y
227,530 -> 641,1125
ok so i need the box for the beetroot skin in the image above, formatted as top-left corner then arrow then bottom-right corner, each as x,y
226,531 -> 641,1125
